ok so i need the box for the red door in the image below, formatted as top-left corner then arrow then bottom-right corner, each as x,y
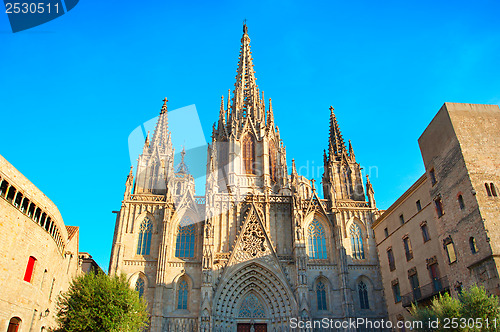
237,324 -> 251,332
237,323 -> 267,332
254,324 -> 267,332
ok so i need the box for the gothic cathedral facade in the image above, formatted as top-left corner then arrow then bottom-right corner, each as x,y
109,24 -> 387,332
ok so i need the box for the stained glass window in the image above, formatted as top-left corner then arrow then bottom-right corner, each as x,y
350,224 -> 365,260
358,281 -> 369,309
238,294 -> 266,318
243,135 -> 255,174
135,278 -> 145,298
175,216 -> 195,258
177,280 -> 188,310
137,217 -> 153,255
307,219 -> 327,259
316,281 -> 327,310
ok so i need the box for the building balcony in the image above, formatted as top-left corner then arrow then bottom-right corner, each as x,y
402,276 -> 450,308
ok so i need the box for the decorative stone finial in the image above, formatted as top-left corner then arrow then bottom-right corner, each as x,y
161,97 -> 168,114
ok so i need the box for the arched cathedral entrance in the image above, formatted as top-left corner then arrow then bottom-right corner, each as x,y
212,262 -> 296,332
236,293 -> 268,332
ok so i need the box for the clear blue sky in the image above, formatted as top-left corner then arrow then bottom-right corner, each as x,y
1,0 -> 499,271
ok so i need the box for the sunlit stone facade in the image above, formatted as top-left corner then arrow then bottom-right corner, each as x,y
109,24 -> 387,332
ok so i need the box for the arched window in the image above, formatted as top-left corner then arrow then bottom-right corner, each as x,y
350,224 -> 365,260
269,140 -> 277,182
175,217 -> 195,258
470,237 -> 478,254
238,293 -> 266,318
7,317 -> 21,332
137,217 -> 153,255
135,277 -> 145,298
242,135 -> 255,175
358,281 -> 369,309
316,281 -> 327,310
307,219 -> 327,259
177,279 -> 188,310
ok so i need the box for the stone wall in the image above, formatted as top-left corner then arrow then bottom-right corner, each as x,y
0,154 -> 80,332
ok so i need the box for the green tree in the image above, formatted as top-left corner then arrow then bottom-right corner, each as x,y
410,285 -> 500,331
55,272 -> 149,332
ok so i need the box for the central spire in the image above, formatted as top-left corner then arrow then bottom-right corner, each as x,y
230,23 -> 263,126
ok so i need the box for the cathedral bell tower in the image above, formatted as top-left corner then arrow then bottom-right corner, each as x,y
322,106 -> 370,203
206,24 -> 289,197
134,98 -> 174,195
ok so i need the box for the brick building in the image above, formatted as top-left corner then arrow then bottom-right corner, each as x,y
373,102 -> 500,327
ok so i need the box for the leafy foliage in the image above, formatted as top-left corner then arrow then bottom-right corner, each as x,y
410,285 -> 500,331
55,272 -> 149,332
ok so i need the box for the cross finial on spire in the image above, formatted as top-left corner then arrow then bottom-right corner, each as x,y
161,97 -> 168,114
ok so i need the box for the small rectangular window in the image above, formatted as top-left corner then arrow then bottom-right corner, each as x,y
435,198 -> 444,218
387,249 -> 396,271
430,169 -> 437,185
399,214 -> 405,225
6,186 -> 16,203
20,198 -> 29,213
458,195 -> 465,210
384,228 -> 389,238
486,183 -> 492,196
421,223 -> 430,242
491,183 -> 498,197
14,192 -> 23,208
403,237 -> 413,261
446,242 -> 457,263
416,200 -> 422,211
0,180 -> 9,197
392,282 -> 401,303
24,256 -> 37,283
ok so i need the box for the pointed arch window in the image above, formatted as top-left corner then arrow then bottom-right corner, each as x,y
358,281 -> 369,309
269,140 -> 277,182
137,217 -> 153,255
242,135 -> 256,175
239,293 -> 266,318
177,279 -> 188,310
307,219 -> 327,259
342,166 -> 354,197
175,216 -> 195,258
350,224 -> 365,260
316,281 -> 327,310
135,277 -> 145,298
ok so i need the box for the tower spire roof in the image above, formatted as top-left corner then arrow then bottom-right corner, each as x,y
328,106 -> 347,160
176,146 -> 189,174
150,98 -> 171,154
231,22 -> 260,125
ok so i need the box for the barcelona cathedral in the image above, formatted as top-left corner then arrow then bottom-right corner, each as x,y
109,24 -> 387,332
